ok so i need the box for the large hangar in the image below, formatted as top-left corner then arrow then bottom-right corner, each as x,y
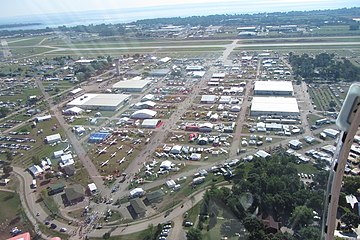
250,97 -> 299,116
112,77 -> 152,92
67,94 -> 130,111
254,81 -> 293,96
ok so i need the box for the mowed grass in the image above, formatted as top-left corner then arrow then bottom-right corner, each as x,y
7,118 -> 68,168
294,162 -> 318,175
53,40 -> 231,48
0,191 -> 35,239
7,36 -> 46,46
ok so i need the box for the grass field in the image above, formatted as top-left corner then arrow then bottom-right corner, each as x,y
308,85 -> 342,111
294,162 -> 318,175
0,191 -> 34,240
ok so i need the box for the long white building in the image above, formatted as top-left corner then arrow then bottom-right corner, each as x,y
254,81 -> 293,96
250,97 -> 299,116
67,94 -> 130,111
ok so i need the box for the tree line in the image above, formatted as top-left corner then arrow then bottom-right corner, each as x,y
289,52 -> 360,82
192,154 -> 325,240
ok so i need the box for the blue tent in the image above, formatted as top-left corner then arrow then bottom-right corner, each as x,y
88,132 -> 111,143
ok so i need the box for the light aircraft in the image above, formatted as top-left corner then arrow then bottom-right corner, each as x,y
100,159 -> 109,167
97,147 -> 108,155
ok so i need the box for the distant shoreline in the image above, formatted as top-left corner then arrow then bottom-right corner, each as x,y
0,23 -> 42,30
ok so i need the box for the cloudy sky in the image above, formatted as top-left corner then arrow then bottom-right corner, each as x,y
1,0 -> 359,19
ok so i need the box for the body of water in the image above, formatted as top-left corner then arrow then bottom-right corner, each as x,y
0,1 -> 358,30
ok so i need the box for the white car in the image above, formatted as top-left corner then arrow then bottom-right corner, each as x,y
60,228 -> 67,232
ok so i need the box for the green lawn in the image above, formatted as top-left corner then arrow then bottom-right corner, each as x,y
294,162 -> 318,174
0,191 -> 35,239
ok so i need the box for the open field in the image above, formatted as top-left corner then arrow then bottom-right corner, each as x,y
0,191 -> 35,240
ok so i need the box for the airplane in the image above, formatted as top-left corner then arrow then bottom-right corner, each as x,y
127,148 -> 133,155
117,145 -> 123,150
171,135 -> 184,140
97,147 -> 108,155
100,159 -> 109,167
144,165 -> 153,171
110,152 -> 117,158
220,148 -> 228,154
108,139 -> 117,145
155,152 -> 162,158
133,139 -> 142,144
117,157 -> 125,164
149,159 -> 158,167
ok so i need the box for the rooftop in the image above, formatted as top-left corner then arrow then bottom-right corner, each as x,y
112,79 -> 152,89
251,97 -> 299,114
67,94 -> 130,108
254,81 -> 293,92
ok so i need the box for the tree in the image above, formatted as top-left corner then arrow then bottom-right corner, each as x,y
3,165 -> 13,175
244,216 -> 265,233
290,205 -> 314,230
186,228 -> 202,240
0,107 -> 10,118
341,212 -> 360,229
298,227 -> 321,240
102,232 -> 110,239
6,151 -> 13,161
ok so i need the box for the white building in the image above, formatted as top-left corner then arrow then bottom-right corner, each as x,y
254,81 -> 293,96
67,94 -> 130,111
88,183 -> 97,194
131,109 -> 157,119
28,165 -> 44,177
141,119 -> 161,129
201,95 -> 217,104
36,115 -> 52,122
250,97 -> 299,116
112,78 -> 152,92
129,188 -> 145,198
45,133 -> 61,144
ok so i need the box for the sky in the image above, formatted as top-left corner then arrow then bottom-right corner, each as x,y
0,0 -> 359,19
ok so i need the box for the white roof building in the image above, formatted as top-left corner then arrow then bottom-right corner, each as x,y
28,165 -> 44,177
35,115 -> 52,122
165,179 -> 176,189
251,97 -> 299,116
212,73 -> 226,78
129,188 -> 145,198
323,128 -> 340,138
160,160 -> 173,169
53,150 -> 64,158
131,109 -> 157,119
255,150 -> 271,158
201,95 -> 217,103
70,88 -> 83,95
142,94 -> 155,102
170,145 -> 182,154
63,106 -> 84,115
190,153 -> 201,161
67,94 -> 130,111
254,81 -> 293,96
46,133 -> 61,144
59,154 -> 74,168
141,119 -> 160,129
134,101 -> 156,109
88,183 -> 97,194
112,78 -> 152,92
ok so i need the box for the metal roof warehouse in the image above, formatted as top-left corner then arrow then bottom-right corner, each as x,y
112,78 -> 152,92
254,81 -> 294,95
250,97 -> 299,116
67,94 -> 130,111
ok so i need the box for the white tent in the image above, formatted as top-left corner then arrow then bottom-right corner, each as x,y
131,109 -> 157,119
190,153 -> 201,161
170,145 -> 182,154
160,160 -> 173,169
